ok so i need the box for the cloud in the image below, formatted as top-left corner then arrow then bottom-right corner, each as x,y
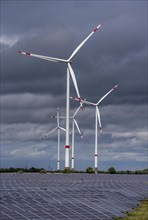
100,151 -> 147,163
10,145 -> 48,159
0,35 -> 19,49
111,131 -> 147,140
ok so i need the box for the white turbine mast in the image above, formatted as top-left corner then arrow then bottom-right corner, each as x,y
18,22 -> 104,170
71,84 -> 118,173
42,108 -> 66,171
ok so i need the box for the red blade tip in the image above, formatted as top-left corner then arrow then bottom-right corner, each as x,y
78,97 -> 81,102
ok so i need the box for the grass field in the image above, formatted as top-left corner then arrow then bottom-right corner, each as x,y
114,200 -> 148,220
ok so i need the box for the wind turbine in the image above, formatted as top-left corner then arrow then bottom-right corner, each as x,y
49,105 -> 83,171
42,108 -> 66,171
71,84 -> 118,173
18,22 -> 104,169
58,105 -> 83,171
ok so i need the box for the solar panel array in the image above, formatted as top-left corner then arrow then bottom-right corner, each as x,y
0,174 -> 147,219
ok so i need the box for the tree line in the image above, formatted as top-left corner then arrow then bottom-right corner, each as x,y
0,166 -> 147,174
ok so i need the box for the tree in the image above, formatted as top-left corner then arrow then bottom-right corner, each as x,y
86,167 -> 95,174
108,167 -> 116,174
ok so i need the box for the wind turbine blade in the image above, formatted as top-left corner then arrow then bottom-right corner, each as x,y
59,127 -> 66,132
18,51 -> 68,63
68,63 -> 84,110
59,126 -> 71,134
97,84 -> 118,105
68,63 -> 81,98
81,100 -> 96,106
70,96 -> 95,106
49,115 -> 67,119
57,108 -> 60,127
73,105 -> 81,118
68,23 -> 104,61
42,127 -> 58,138
49,115 -> 72,119
58,116 -> 66,119
96,107 -> 102,134
73,119 -> 83,138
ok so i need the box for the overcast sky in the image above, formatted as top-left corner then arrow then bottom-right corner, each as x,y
1,0 -> 147,171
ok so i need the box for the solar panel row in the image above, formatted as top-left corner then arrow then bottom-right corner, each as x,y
0,174 -> 147,219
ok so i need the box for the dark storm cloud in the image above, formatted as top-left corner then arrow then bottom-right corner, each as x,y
1,0 -> 147,106
1,93 -> 67,124
1,0 -> 147,170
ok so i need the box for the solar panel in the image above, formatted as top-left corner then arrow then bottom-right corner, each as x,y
0,174 -> 147,219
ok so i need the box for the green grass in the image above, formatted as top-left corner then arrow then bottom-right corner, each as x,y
114,200 -> 148,220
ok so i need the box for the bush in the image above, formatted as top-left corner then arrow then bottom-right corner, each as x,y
108,167 -> 116,174
39,169 -> 47,174
17,170 -> 23,174
86,167 -> 95,174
